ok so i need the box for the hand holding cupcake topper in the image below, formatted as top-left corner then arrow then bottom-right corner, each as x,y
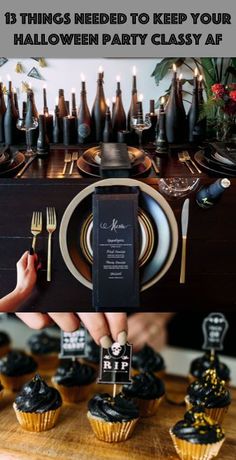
98,341 -> 132,398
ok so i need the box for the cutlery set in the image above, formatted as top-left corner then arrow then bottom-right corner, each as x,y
30,207 -> 57,282
62,151 -> 79,175
178,151 -> 201,174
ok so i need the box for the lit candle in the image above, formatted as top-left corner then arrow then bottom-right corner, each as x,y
55,96 -> 59,106
116,75 -> 121,93
194,67 -> 198,89
106,98 -> 110,108
112,96 -> 116,116
43,84 -> 48,114
98,65 -> 103,79
178,73 -> 183,95
172,63 -> 177,79
63,115 -> 77,146
44,111 -> 54,142
29,82 -> 32,90
71,87 -> 77,117
138,93 -> 143,102
13,87 -> 19,113
7,74 -> 12,93
80,73 -> 86,91
199,74 -> 203,89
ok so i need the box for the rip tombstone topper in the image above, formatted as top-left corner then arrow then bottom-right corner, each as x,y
98,342 -> 132,384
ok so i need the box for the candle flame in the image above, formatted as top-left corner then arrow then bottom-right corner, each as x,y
98,65 -> 103,73
112,96 -> 116,103
13,87 -> 16,94
161,96 -> 165,104
43,84 -> 47,89
132,66 -> 136,76
0,76 -> 2,83
106,98 -> 110,107
7,74 -> 11,81
199,75 -> 203,81
173,64 -> 176,72
80,73 -> 85,82
116,75 -> 120,83
138,93 -> 143,102
194,67 -> 198,77
29,82 -> 32,89
71,87 -> 76,93
55,97 -> 59,105
179,73 -> 183,81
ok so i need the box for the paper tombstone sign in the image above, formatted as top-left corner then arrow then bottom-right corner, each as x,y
98,342 -> 132,384
202,313 -> 229,351
60,328 -> 87,358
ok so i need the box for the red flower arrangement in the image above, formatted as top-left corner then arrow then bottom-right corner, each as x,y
211,83 -> 236,115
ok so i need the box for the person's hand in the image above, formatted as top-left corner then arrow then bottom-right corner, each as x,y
14,249 -> 40,301
127,313 -> 173,352
15,312 -> 128,348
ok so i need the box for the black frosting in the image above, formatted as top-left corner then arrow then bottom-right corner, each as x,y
0,331 -> 10,347
53,359 -> 96,386
132,345 -> 165,373
0,350 -> 37,377
172,407 -> 225,444
190,351 -> 230,381
122,372 -> 165,400
85,338 -> 100,364
187,369 -> 231,409
14,374 -> 62,413
28,331 -> 60,355
88,393 -> 139,422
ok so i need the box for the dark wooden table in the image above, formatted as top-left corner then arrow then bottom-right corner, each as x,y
15,144 -> 205,179
0,174 -> 236,311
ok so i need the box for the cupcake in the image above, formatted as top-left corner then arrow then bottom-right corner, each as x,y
13,374 -> 62,432
185,369 -> 231,424
0,331 -> 11,357
189,351 -> 230,383
52,359 -> 96,403
0,350 -> 37,391
87,393 -> 139,442
170,407 -> 225,460
28,331 -> 60,371
132,345 -> 165,378
122,372 -> 165,417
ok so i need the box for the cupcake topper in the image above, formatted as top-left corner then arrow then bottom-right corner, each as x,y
60,327 -> 87,359
98,342 -> 132,385
202,313 -> 229,352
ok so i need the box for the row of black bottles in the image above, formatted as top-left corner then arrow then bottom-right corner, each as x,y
165,67 -> 207,144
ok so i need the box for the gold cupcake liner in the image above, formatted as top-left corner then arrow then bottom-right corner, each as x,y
0,372 -> 36,392
87,412 -> 139,443
31,353 -> 59,371
52,378 -> 94,403
134,395 -> 164,417
0,345 -> 11,358
185,396 -> 230,424
170,430 -> 225,460
13,403 -> 61,432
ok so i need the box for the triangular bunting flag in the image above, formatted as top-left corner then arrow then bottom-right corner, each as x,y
0,57 -> 8,67
27,67 -> 43,80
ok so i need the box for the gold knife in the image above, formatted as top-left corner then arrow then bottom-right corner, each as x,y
180,198 -> 190,284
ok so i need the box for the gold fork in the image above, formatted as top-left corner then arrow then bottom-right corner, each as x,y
69,151 -> 78,175
62,152 -> 72,175
46,207 -> 57,282
31,211 -> 42,250
183,151 -> 202,174
178,151 -> 194,174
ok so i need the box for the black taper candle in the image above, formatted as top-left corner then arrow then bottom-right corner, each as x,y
37,114 -> 50,155
43,87 -> 48,115
71,91 -> 77,117
63,116 -> 77,146
53,105 -> 60,143
103,104 -> 113,142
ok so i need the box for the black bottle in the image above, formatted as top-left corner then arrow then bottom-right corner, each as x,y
0,82 -> 6,144
165,72 -> 183,143
194,77 -> 207,142
37,114 -> 49,155
91,70 -> 106,142
177,78 -> 187,141
188,77 -> 199,143
142,99 -> 158,144
26,90 -> 38,146
53,105 -> 60,143
77,80 -> 92,144
103,104 -> 113,142
196,178 -> 231,208
4,90 -> 18,145
155,102 -> 169,154
112,79 -> 126,141
127,71 -> 138,130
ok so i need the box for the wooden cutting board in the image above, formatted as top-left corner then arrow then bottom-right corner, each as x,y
0,375 -> 235,460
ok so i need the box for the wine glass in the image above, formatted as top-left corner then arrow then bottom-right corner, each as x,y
158,178 -> 200,199
17,117 -> 38,157
131,114 -> 152,151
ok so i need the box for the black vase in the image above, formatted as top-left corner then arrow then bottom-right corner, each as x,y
4,91 -> 18,145
37,115 -> 49,155
165,76 -> 183,143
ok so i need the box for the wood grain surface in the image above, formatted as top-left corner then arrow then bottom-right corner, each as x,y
0,375 -> 235,460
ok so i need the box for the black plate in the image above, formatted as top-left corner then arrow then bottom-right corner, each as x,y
194,151 -> 236,177
0,152 -> 25,177
77,155 -> 152,178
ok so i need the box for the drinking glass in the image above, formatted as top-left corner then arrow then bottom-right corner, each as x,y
131,114 -> 152,150
17,117 -> 38,157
